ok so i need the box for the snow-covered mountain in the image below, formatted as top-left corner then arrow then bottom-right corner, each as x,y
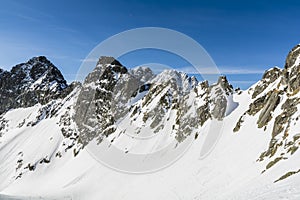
0,56 -> 68,114
0,46 -> 300,199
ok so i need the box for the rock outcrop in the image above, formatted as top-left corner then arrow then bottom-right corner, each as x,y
0,56 -> 69,114
74,56 -> 237,147
234,44 -> 300,176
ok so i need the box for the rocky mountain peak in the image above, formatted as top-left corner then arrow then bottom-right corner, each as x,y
2,47 -> 300,198
75,57 -> 137,145
97,56 -> 122,66
208,75 -> 236,120
262,67 -> 282,80
282,45 -> 300,94
251,67 -> 282,99
151,69 -> 180,82
233,45 -> 300,175
96,56 -> 127,75
28,56 -> 51,65
250,44 -> 300,99
28,56 -> 65,82
151,69 -> 198,93
215,75 -> 233,95
0,56 -> 68,114
9,56 -> 66,84
0,68 -> 5,79
285,44 -> 300,69
130,66 -> 154,82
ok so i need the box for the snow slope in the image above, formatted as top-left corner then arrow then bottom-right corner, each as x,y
0,89 -> 299,200
0,49 -> 300,199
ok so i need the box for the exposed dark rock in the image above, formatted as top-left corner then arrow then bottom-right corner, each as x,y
247,96 -> 266,116
39,157 -> 50,164
285,44 -> 300,69
130,66 -> 154,82
211,94 -> 227,120
0,56 -> 68,114
97,56 -> 122,67
274,169 -> 300,183
74,57 -> 145,146
0,68 -> 5,77
272,98 -> 300,137
216,76 -> 233,96
74,57 -> 231,146
252,67 -> 282,99
197,103 -> 211,126
234,45 -> 300,177
0,117 -> 8,136
235,87 -> 242,95
209,76 -> 234,120
59,81 -> 82,99
283,44 -> 300,94
265,156 -> 286,170
200,80 -> 209,90
233,114 -> 245,132
25,163 -> 35,171
257,90 -> 281,128
258,138 -> 279,161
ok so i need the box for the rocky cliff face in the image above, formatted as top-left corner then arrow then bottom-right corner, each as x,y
0,56 -> 69,114
209,76 -> 235,120
0,55 -> 237,149
234,44 -> 300,175
75,56 -> 143,146
73,56 -> 236,147
283,44 -> 300,94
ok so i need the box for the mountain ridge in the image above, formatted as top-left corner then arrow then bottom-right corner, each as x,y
0,45 -> 299,199
0,56 -> 70,115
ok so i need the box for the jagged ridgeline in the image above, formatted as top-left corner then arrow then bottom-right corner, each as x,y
1,45 -> 300,197
234,44 -> 300,176
74,56 -> 235,147
0,55 -> 234,150
0,56 -> 72,114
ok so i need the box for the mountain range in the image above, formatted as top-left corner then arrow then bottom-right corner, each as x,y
0,45 -> 300,199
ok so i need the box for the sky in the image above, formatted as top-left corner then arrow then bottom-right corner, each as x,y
0,0 -> 300,89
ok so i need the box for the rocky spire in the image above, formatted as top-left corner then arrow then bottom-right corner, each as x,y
283,44 -> 300,94
284,44 -> 300,69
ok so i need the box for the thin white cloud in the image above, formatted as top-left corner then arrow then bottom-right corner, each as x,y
15,14 -> 40,22
230,80 -> 257,84
174,66 -> 218,74
79,58 -> 99,63
173,65 -> 266,74
220,67 -> 266,74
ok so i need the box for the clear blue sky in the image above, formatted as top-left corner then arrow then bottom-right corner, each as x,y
1,0 -> 300,89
